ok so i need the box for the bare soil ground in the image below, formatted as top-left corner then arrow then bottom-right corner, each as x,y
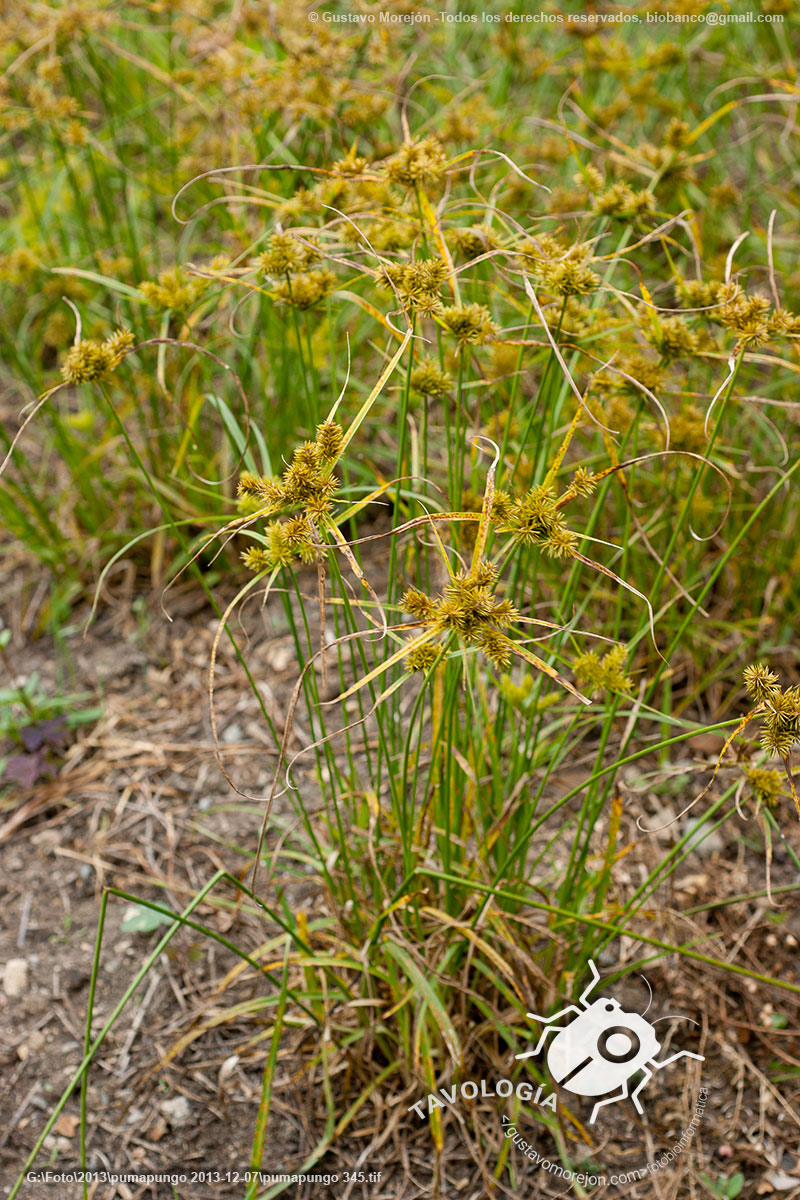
1,565 -> 800,1200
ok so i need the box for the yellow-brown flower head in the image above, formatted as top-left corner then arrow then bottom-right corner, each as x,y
716,286 -> 774,351
743,663 -> 780,704
760,688 -> 800,757
402,562 -> 521,670
744,766 -> 783,810
593,182 -> 656,220
272,269 -> 336,310
440,303 -> 498,346
498,484 -> 578,558
410,358 -> 453,398
405,643 -> 441,673
643,314 -> 698,359
60,328 -> 134,385
258,230 -> 321,276
528,240 -> 601,297
379,257 -> 449,315
140,268 -> 208,312
574,645 -> 634,698
314,419 -> 344,462
402,588 -> 438,622
448,225 -> 499,262
242,519 -> 316,572
384,136 -> 448,188
61,339 -> 113,384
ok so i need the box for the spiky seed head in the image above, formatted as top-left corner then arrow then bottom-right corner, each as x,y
295,441 -> 321,468
644,314 -> 699,358
468,586 -> 498,618
331,150 -> 369,176
668,404 -> 707,454
471,561 -> 498,588
272,269 -> 336,309
410,359 -> 453,398
304,491 -> 336,520
282,516 -> 313,547
61,339 -> 114,384
593,182 -> 656,221
449,224 -> 500,261
490,599 -> 519,627
754,677 -> 800,757
574,645 -> 634,697
261,521 -> 313,569
743,663 -> 780,704
543,525 -> 579,558
384,136 -> 448,188
440,302 -> 498,345
405,642 -> 440,673
140,267 -> 207,312
760,720 -> 800,758
262,479 -> 286,506
579,164 -> 605,192
490,490 -> 514,521
573,650 -> 603,693
716,288 -> 774,351
378,258 -> 448,314
241,546 -> 272,572
104,327 -> 135,363
258,230 -> 320,276
499,672 -> 535,707
567,467 -> 598,498
676,278 -> 721,309
238,471 -> 270,497
315,419 -> 344,462
744,766 -> 783,810
664,117 -> 690,148
402,588 -> 437,621
476,628 -> 513,668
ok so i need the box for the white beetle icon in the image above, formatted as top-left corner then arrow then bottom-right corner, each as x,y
516,960 -> 704,1124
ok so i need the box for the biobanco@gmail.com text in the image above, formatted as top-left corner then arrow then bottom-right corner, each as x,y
309,10 -> 785,26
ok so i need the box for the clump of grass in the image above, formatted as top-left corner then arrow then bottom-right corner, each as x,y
4,6 -> 800,1191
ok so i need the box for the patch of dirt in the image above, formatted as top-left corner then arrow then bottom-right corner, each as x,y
0,572 -> 318,1199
